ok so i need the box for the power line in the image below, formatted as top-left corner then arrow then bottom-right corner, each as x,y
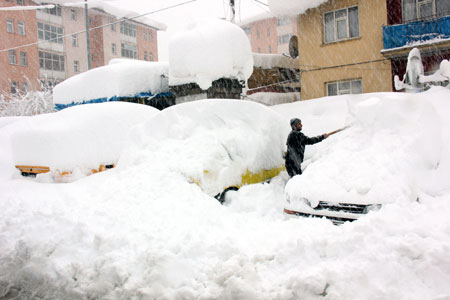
0,0 -> 197,53
300,58 -> 391,73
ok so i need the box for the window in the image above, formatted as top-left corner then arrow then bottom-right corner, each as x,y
257,30 -> 260,39
120,21 -> 136,37
121,43 -> 137,58
258,47 -> 261,53
148,31 -> 152,42
8,50 -> 17,64
72,34 -> 78,47
7,19 -> 14,33
91,54 -> 95,62
277,16 -> 291,26
11,82 -> 18,94
74,60 -> 79,73
243,26 -> 251,35
144,51 -> 147,60
149,52 -> 153,61
278,34 -> 291,44
111,21 -> 116,31
267,27 -> 270,36
403,0 -> 450,22
17,0 -> 24,4
43,4 -> 61,16
70,9 -> 77,20
268,45 -> 272,53
324,6 -> 359,43
20,52 -> 27,66
38,22 -> 63,44
39,51 -> 65,71
22,82 -> 28,93
143,32 -> 147,40
18,21 -> 25,35
112,43 -> 116,54
327,79 -> 362,96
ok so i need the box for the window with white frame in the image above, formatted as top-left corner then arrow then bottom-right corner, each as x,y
38,22 -> 63,44
277,16 -> 291,26
120,21 -> 136,37
18,21 -> 25,35
39,51 -> 65,71
7,19 -> 14,33
324,6 -> 359,43
8,50 -> 17,64
72,34 -> 78,47
74,60 -> 79,73
43,4 -> 61,16
121,43 -> 137,59
278,34 -> 291,44
20,52 -> 27,66
70,9 -> 77,20
403,0 -> 450,22
326,79 -> 362,96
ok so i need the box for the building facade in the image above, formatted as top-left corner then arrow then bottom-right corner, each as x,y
1,1 -> 162,95
297,0 -> 392,100
241,16 -> 298,55
1,0 -> 40,94
382,0 -> 450,87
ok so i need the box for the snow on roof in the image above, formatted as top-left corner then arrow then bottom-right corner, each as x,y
253,53 -> 299,69
236,11 -> 275,26
268,0 -> 329,16
33,0 -> 166,30
53,60 -> 169,105
168,18 -> 253,90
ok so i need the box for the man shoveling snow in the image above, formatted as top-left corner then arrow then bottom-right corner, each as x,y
285,118 -> 346,177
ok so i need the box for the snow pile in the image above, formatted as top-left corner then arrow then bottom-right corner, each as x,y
53,60 -> 169,105
253,53 -> 298,69
1,88 -> 450,300
268,0 -> 329,16
168,18 -> 253,90
131,99 -> 286,196
11,102 -> 158,178
285,92 -> 442,208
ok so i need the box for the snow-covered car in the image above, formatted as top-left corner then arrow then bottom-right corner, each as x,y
140,99 -> 287,202
12,102 -> 159,182
283,93 -> 441,224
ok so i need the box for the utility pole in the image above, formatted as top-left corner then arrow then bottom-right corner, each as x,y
230,0 -> 235,23
84,0 -> 91,70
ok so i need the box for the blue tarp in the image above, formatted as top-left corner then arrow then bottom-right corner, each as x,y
54,92 -> 173,111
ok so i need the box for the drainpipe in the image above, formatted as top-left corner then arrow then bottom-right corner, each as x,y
84,0 -> 91,70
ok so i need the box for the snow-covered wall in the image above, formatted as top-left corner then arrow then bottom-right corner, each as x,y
168,18 -> 253,90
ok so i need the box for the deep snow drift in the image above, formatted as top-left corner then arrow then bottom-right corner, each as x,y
1,88 -> 450,300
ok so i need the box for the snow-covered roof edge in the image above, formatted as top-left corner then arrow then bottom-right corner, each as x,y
253,53 -> 299,69
236,11 -> 275,27
33,0 -> 166,31
268,0 -> 329,16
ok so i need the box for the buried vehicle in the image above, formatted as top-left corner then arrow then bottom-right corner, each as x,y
12,102 -> 159,182
139,99 -> 287,202
283,93 -> 442,224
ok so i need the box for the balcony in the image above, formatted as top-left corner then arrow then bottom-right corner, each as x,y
383,15 -> 450,50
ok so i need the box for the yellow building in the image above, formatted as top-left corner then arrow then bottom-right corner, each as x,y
297,0 -> 392,100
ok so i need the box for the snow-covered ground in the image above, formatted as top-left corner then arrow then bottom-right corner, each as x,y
1,87 -> 450,299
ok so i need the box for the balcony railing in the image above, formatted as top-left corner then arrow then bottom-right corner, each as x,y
383,15 -> 450,50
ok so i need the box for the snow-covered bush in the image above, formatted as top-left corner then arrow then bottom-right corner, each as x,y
0,89 -> 54,117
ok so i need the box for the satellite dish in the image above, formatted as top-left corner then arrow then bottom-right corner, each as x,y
288,35 -> 298,59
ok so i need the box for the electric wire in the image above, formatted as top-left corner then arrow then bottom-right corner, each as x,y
0,0 -> 197,53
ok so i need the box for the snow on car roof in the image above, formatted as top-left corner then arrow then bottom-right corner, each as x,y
11,102 -> 159,171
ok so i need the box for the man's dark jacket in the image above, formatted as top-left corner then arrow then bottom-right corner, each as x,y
285,130 -> 325,177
